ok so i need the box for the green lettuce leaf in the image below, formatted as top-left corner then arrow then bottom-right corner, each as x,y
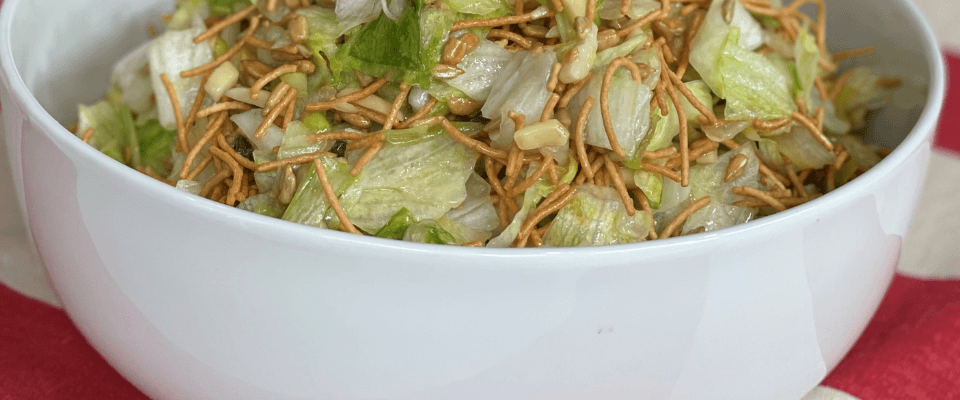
135,119 -> 176,175
403,219 -> 459,244
335,2 -> 455,88
77,100 -> 139,166
238,193 -> 286,218
299,6 -> 347,84
349,5 -> 421,71
208,0 -> 251,16
375,207 -> 417,239
441,0 -> 512,16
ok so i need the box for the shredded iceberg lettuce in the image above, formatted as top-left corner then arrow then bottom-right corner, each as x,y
483,50 -> 558,150
566,72 -> 653,159
679,143 -> 761,233
341,127 -> 478,233
488,156 -> 579,247
447,39 -> 517,102
136,119 -> 177,175
441,0 -> 512,16
148,26 -> 214,131
774,126 -> 836,170
542,185 -> 651,247
689,0 -> 795,121
77,100 -> 140,166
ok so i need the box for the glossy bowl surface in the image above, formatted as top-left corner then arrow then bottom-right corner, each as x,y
0,0 -> 945,399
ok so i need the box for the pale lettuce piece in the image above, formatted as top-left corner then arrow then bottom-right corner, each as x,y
77,100 -> 139,165
542,185 -> 651,247
703,119 -> 750,142
566,72 -> 652,159
252,150 -> 279,194
168,0 -> 210,30
682,144 -> 761,233
773,126 -> 836,170
341,129 -> 478,233
298,6 -> 344,81
598,0 -> 660,20
238,193 -> 286,218
631,47 -> 661,89
658,177 -> 691,212
721,30 -> 796,120
689,0 -> 795,121
165,118 -> 215,183
176,179 -> 202,195
646,105 -> 679,153
642,80 -> 712,153
487,156 -> 579,247
594,33 -> 647,71
727,0 -> 764,51
336,0 -> 403,31
256,0 -> 293,22
447,40 -> 518,102
482,50 -> 558,150
690,0 -> 763,54
441,0 -> 512,16
111,41 -> 154,114
755,137 -> 787,172
403,219 -> 460,245
277,121 -> 332,160
282,157 -> 358,229
231,109 -> 285,151
810,87 -> 852,135
437,217 -> 493,244
634,169 -> 663,209
836,135 -> 881,170
149,26 -> 214,130
834,67 -> 893,130
793,25 -> 820,105
441,173 -> 500,240
558,21 -> 598,84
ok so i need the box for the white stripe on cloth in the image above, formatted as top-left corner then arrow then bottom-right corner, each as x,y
899,150 -> 960,278
802,386 -> 862,400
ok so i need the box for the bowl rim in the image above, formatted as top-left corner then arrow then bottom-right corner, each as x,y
0,0 -> 946,259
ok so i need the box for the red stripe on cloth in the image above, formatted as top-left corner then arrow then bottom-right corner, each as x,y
934,50 -> 960,154
823,275 -> 960,400
0,283 -> 149,399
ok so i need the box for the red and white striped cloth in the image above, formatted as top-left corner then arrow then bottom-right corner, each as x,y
1,54 -> 959,400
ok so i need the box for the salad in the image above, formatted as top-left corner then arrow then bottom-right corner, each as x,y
72,0 -> 903,247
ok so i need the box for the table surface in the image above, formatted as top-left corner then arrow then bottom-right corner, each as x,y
1,1 -> 959,399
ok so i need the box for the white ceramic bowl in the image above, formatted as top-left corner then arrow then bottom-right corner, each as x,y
0,0 -> 945,399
